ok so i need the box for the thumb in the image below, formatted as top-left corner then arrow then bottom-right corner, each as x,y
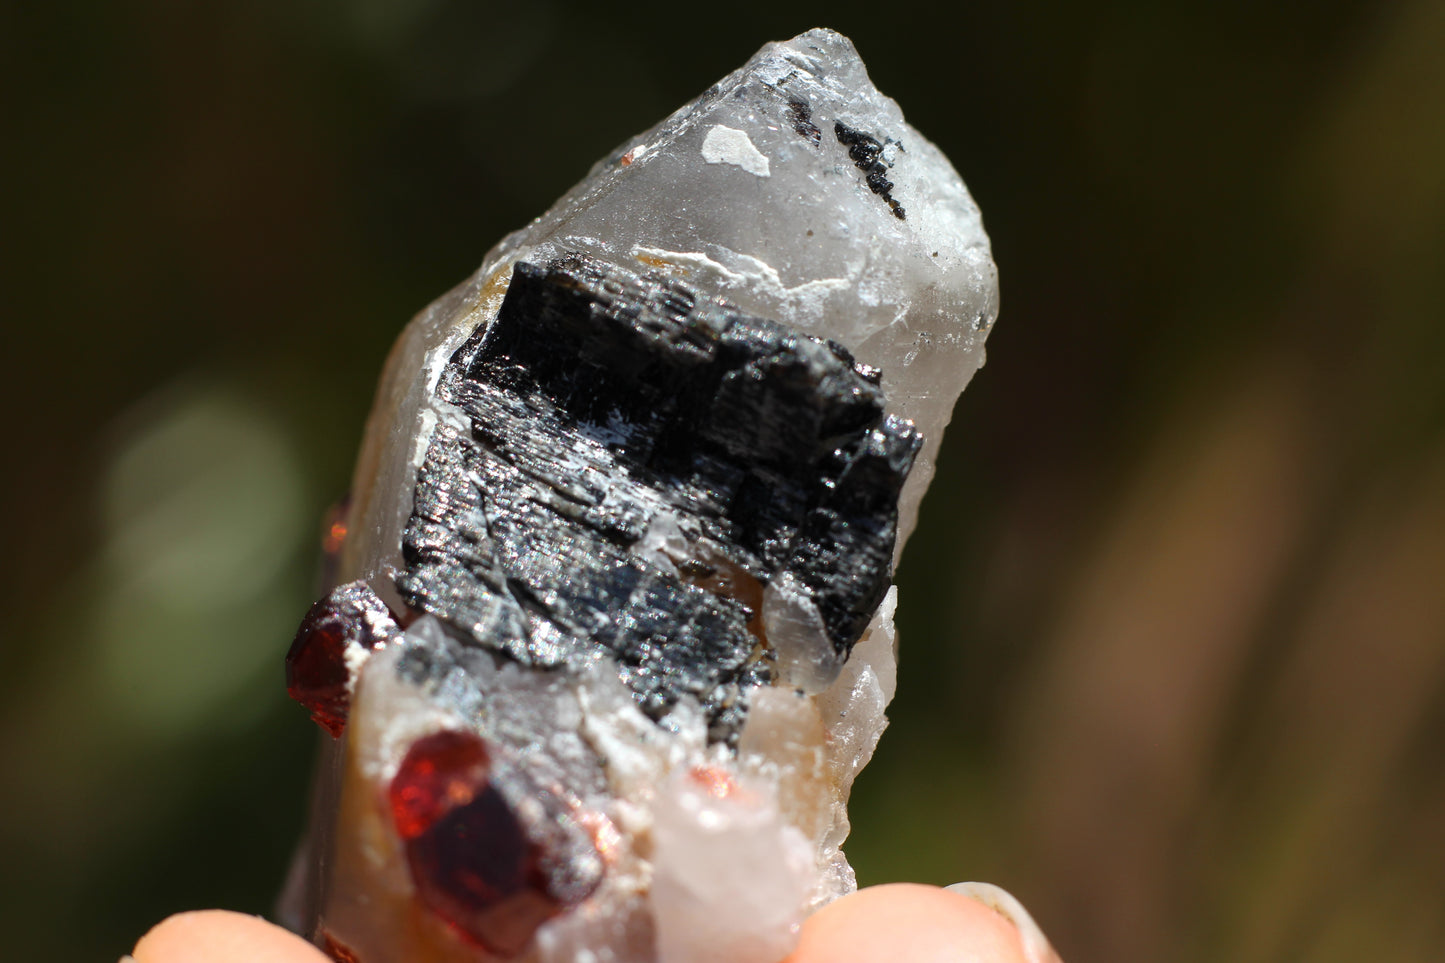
129,910 -> 330,963
784,883 -> 1061,963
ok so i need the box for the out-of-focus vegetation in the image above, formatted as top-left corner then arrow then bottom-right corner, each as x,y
2,2 -> 1442,961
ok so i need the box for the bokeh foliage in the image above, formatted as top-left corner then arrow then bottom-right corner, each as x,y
2,2 -> 1442,961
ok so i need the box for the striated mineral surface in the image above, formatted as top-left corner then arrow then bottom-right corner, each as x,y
284,27 -> 998,963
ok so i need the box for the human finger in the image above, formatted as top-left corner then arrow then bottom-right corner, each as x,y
784,882 -> 1060,963
128,909 -> 330,963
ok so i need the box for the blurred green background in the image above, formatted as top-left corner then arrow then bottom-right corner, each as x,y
3,1 -> 1443,961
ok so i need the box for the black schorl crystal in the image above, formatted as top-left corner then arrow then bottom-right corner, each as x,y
834,120 -> 907,220
397,253 -> 920,743
787,100 -> 823,145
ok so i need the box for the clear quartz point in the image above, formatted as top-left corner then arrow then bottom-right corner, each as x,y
285,27 -> 997,963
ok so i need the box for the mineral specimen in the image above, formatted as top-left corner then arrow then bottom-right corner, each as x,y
284,27 -> 997,963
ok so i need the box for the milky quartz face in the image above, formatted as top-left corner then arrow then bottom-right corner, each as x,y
288,28 -> 997,963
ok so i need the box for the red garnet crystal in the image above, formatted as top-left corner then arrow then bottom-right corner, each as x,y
389,730 -> 604,955
285,581 -> 399,737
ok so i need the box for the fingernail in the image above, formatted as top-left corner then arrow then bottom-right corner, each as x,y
946,882 -> 1059,963
119,956 -> 138,963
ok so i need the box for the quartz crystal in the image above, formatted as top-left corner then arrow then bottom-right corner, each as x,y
284,27 -> 997,963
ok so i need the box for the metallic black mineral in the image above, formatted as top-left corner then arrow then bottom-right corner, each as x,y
397,253 -> 920,743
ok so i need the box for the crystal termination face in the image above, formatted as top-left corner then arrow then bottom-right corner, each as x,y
397,253 -> 919,745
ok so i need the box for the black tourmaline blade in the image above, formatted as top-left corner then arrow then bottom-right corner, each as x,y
397,253 -> 921,743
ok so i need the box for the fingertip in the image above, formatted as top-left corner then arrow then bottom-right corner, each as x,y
946,882 -> 1062,963
131,909 -> 331,963
786,883 -> 1041,963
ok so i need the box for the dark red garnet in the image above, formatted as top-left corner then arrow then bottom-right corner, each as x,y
390,730 -> 493,839
285,581 -> 399,737
389,730 -> 598,956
